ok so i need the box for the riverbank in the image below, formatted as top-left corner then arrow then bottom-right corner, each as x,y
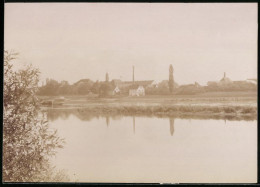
79,104 -> 257,120
44,104 -> 257,121
40,92 -> 257,121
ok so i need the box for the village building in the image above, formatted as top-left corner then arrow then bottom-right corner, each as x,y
74,79 -> 93,85
157,80 -> 179,89
110,80 -> 153,95
113,80 -> 153,89
129,85 -> 145,96
207,81 -> 218,86
127,81 -> 153,96
176,81 -> 204,95
207,72 -> 232,86
147,80 -> 159,88
194,81 -> 201,88
113,86 -> 121,95
111,79 -> 122,86
111,66 -> 158,96
218,72 -> 233,85
246,79 -> 257,85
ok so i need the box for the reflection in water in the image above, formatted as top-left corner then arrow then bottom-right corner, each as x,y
49,111 -> 257,183
47,109 -> 126,122
169,118 -> 174,136
47,110 -> 176,136
133,116 -> 135,134
46,109 -> 255,138
106,116 -> 110,127
105,115 -> 175,136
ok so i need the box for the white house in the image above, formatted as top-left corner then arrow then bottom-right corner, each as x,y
148,80 -> 159,88
129,86 -> 145,96
113,86 -> 121,95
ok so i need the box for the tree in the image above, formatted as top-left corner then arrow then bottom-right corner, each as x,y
38,79 -> 60,95
91,80 -> 100,94
57,81 -> 71,95
3,51 -> 68,182
99,82 -> 112,96
72,79 -> 94,95
169,64 -> 174,93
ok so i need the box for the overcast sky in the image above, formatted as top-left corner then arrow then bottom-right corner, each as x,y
5,3 -> 257,85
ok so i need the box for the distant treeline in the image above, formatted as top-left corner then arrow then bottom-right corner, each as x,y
171,81 -> 256,95
37,79 -> 113,96
37,78 -> 257,96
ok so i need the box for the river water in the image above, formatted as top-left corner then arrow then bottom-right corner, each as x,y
48,110 -> 257,183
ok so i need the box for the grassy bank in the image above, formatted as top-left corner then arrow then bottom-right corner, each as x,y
38,91 -> 257,107
40,91 -> 257,121
45,104 -> 257,121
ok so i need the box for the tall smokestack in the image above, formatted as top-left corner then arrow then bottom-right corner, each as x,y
133,66 -> 135,83
224,72 -> 226,78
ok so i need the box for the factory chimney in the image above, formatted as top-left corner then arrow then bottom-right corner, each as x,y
132,66 -> 135,83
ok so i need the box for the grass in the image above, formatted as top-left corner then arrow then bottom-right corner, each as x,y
241,107 -> 256,114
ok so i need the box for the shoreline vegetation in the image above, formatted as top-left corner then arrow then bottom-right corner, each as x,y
44,103 -> 257,121
4,51 -> 69,182
40,91 -> 257,121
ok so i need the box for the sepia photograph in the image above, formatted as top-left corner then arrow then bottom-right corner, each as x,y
3,3 -> 257,183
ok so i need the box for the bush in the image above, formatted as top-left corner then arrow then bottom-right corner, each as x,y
223,107 -> 236,113
3,51 -> 68,182
241,107 -> 257,114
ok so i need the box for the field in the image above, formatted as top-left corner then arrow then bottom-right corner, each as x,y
38,91 -> 257,120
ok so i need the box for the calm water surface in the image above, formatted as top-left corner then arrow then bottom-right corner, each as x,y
48,111 -> 257,183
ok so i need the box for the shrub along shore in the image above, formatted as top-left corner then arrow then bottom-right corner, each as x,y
47,104 -> 257,121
